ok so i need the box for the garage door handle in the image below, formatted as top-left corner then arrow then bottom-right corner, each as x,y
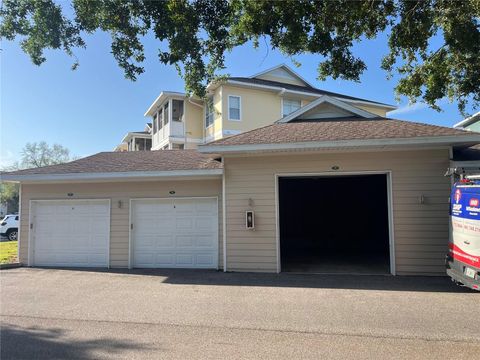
131,223 -> 133,230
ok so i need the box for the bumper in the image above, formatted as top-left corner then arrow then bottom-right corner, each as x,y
446,266 -> 480,291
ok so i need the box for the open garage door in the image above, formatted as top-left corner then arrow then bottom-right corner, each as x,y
32,200 -> 110,267
279,174 -> 391,274
131,197 -> 218,268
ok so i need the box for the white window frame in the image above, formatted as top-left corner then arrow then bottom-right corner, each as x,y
205,96 -> 214,129
228,95 -> 241,121
281,98 -> 301,117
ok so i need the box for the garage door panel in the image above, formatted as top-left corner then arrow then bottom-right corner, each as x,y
196,217 -> 215,231
197,235 -> 216,247
175,235 -> 193,247
176,254 -> 194,266
195,201 -> 217,214
176,217 -> 194,231
132,198 -> 218,269
196,254 -> 215,266
33,200 -> 110,267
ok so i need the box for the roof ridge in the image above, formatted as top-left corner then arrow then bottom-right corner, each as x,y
385,118 -> 477,134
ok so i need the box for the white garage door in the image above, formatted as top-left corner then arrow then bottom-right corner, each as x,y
132,198 -> 218,268
32,200 -> 110,267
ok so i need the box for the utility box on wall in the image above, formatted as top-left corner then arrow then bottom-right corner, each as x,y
246,210 -> 255,229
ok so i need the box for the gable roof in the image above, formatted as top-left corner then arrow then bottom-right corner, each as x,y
277,96 -> 379,122
225,77 -> 395,109
199,117 -> 480,154
1,150 -> 223,182
250,64 -> 314,87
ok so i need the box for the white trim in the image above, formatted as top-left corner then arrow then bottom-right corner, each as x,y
250,64 -> 315,88
28,199 -> 111,268
222,160 -> 227,272
453,111 -> 480,128
1,169 -> 224,183
121,132 -> 151,144
223,80 -> 397,110
144,91 -> 186,117
129,196 -> 219,269
274,173 -> 280,273
17,184 -> 22,263
277,95 -> 378,123
128,198 -> 133,269
228,95 -> 242,121
199,135 -> 480,154
27,200 -> 32,266
205,95 -> 215,129
386,171 -> 396,275
274,171 -> 395,275
281,97 -> 302,118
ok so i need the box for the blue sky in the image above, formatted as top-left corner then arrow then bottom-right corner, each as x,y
1,30 -> 473,167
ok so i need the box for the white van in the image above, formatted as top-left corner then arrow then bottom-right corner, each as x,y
446,179 -> 480,291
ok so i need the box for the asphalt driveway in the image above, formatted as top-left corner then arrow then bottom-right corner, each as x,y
1,268 -> 479,359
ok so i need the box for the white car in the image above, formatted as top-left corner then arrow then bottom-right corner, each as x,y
0,214 -> 19,241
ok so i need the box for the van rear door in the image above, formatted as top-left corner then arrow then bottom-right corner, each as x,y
451,185 -> 480,270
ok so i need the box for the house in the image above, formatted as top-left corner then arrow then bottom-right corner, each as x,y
144,65 -> 396,150
2,65 -> 480,276
114,123 -> 152,152
451,111 -> 480,176
454,111 -> 480,132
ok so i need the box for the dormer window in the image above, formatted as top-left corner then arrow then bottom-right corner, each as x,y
282,99 -> 301,117
228,95 -> 241,121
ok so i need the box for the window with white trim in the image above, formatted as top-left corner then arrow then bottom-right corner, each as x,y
282,98 -> 301,117
205,96 -> 214,128
152,113 -> 158,133
228,95 -> 241,121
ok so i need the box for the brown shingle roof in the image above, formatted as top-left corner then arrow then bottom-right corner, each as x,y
228,77 -> 394,107
203,117 -> 476,147
2,150 -> 222,176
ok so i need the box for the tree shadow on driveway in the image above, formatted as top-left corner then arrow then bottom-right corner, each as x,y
0,323 -> 150,360
21,267 -> 476,293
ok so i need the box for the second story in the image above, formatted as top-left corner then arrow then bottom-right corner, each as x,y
144,92 -> 204,150
115,123 -> 152,152
144,64 -> 397,149
454,111 -> 480,132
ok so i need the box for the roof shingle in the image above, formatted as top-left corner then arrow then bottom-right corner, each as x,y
203,117 -> 477,147
2,150 -> 222,176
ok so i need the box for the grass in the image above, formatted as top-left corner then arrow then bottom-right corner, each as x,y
0,241 -> 18,264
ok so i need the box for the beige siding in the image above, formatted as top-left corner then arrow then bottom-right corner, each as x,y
224,149 -> 451,275
221,85 -> 282,132
255,73 -> 307,87
184,100 -> 204,143
355,104 -> 389,117
19,179 -> 223,268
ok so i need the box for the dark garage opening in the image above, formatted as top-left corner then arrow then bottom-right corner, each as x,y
279,174 -> 390,274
